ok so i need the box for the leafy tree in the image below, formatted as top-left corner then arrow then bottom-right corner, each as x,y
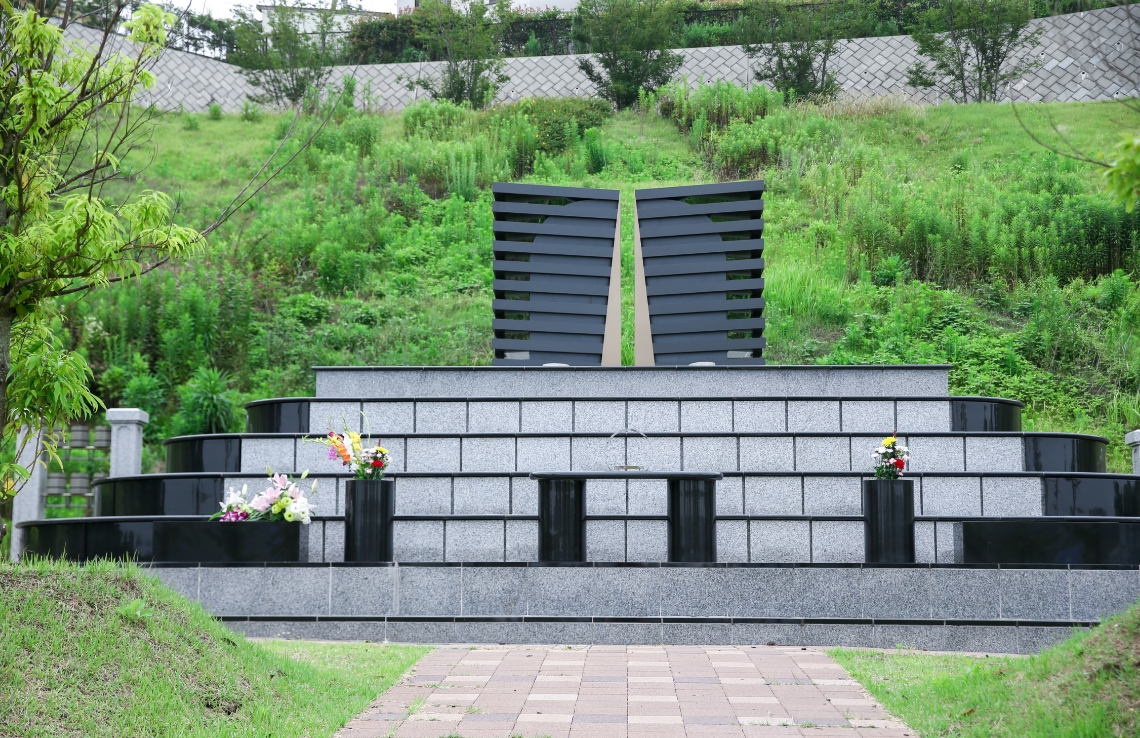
742,0 -> 842,100
906,0 -> 1043,103
229,0 -> 341,107
573,0 -> 684,109
345,11 -> 427,64
174,366 -> 240,435
1106,135 -> 1140,212
407,0 -> 507,109
0,1 -> 202,495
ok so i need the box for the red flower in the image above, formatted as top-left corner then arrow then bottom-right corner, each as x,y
892,458 -> 905,469
371,459 -> 382,467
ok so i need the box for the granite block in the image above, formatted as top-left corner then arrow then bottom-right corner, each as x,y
683,436 -> 737,471
362,401 -> 415,435
416,401 -> 467,433
744,475 -> 802,515
998,569 -> 1071,621
302,522 -> 323,563
229,620 -> 387,641
965,436 -> 1023,473
801,624 -> 875,648
461,566 -> 528,616
1069,569 -> 1140,621
397,566 -> 461,616
199,567 -> 263,616
726,567 -> 796,617
1018,626 -> 1081,654
572,436 -> 626,471
681,401 -> 733,433
662,623 -> 733,645
628,479 -> 668,515
446,520 -> 505,562
586,520 -> 626,562
626,436 -> 681,472
660,567 -> 728,616
841,401 -> 894,433
717,521 -> 748,563
733,401 -> 786,432
462,437 -> 516,473
626,520 -> 668,562
586,479 -> 627,515
309,401 -> 363,434
240,437 -> 295,475
788,401 -> 841,433
574,401 -> 627,433
915,521 -> 936,564
331,566 -> 394,616
393,520 -> 444,562
527,567 -> 596,616
521,401 -> 573,432
454,621 -> 525,645
593,622 -> 663,645
715,476 -> 744,515
324,520 -> 345,562
803,476 -> 862,516
921,476 -> 982,516
511,476 -> 539,515
794,436 -> 850,472
387,621 -> 458,644
505,520 -> 539,561
628,401 -> 679,433
811,521 -> 865,563
517,436 -> 571,472
332,479 -> 344,516
874,624 -> 946,652
469,401 -> 521,433
934,522 -> 964,564
395,476 -> 452,515
982,477 -> 1043,517
590,567 -> 661,616
861,568 -> 931,619
523,621 -> 595,645
749,520 -> 810,564
851,435 -> 888,473
739,437 -> 795,472
732,623 -> 804,647
896,401 -> 951,433
260,566 -> 330,616
943,625 -> 1018,654
149,567 -> 199,601
454,476 -> 511,515
406,437 -> 461,473
906,436 -> 964,472
797,567 -> 863,618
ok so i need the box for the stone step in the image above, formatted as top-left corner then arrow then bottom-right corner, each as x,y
167,431 -> 1107,476
313,365 -> 949,399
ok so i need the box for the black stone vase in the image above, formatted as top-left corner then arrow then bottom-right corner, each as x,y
668,478 -> 717,563
345,479 -> 395,562
862,478 -> 915,564
538,478 -> 585,562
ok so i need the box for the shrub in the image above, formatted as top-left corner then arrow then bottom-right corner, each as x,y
489,97 -> 612,154
174,366 -> 240,435
240,100 -> 262,123
403,99 -> 476,139
207,102 -> 223,120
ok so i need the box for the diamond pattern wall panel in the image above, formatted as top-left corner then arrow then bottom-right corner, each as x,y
63,6 -> 1137,113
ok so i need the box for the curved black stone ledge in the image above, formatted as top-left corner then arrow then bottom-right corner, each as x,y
246,399 -> 310,434
16,516 -> 322,563
963,518 -> 1140,566
951,397 -> 1023,432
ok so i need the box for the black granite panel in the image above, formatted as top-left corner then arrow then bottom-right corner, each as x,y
963,519 -> 1140,565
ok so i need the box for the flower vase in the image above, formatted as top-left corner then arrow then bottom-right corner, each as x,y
862,478 -> 915,564
345,479 -> 394,562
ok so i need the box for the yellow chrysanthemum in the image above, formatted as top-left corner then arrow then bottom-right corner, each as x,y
378,447 -> 388,454
882,436 -> 897,447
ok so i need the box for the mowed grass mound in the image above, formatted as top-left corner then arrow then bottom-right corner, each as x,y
1,559 -> 427,737
832,600 -> 1140,737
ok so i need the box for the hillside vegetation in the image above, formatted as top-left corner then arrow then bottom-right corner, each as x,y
0,559 -> 427,737
64,87 -> 1140,471
833,600 -> 1140,737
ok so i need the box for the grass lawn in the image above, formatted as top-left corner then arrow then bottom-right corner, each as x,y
1,558 -> 428,737
831,602 -> 1140,737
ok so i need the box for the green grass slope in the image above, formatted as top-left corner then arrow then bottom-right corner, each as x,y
832,601 -> 1140,737
0,559 -> 427,737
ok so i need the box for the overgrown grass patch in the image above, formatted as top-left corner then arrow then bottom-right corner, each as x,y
1,558 -> 427,737
832,601 -> 1140,737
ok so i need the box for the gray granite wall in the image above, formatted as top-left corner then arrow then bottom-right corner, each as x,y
65,6 -> 1136,113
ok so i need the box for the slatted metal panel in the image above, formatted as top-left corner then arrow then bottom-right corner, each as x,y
491,183 -> 621,366
634,181 -> 765,366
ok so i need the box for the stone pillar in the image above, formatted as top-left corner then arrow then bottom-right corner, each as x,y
106,408 -> 149,479
10,427 -> 46,562
1127,430 -> 1140,475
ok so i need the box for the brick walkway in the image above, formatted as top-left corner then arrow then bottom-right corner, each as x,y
335,645 -> 914,737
